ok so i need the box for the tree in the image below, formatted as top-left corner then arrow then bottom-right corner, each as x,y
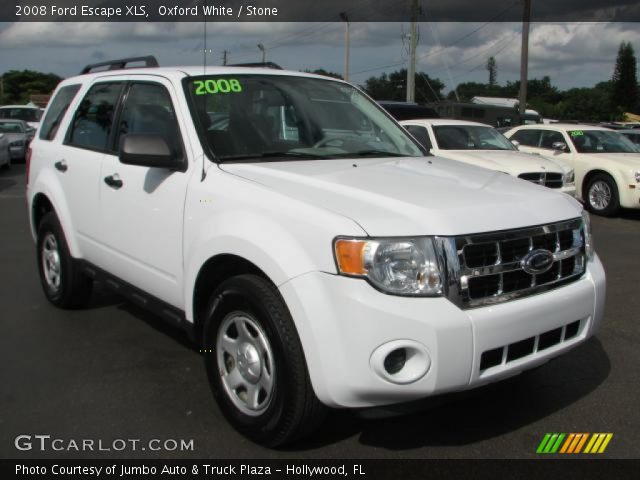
611,41 -> 638,112
0,70 -> 62,105
486,56 -> 497,88
362,69 -> 445,103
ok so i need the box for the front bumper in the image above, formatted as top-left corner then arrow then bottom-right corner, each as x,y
280,255 -> 605,408
619,184 -> 640,209
560,184 -> 576,197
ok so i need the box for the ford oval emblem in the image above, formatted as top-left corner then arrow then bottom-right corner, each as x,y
521,249 -> 555,275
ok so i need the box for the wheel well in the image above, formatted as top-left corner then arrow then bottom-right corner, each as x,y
32,193 -> 54,233
582,170 -> 616,199
192,254 -> 268,342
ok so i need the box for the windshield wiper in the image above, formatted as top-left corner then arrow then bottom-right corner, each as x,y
218,151 -> 326,162
332,150 -> 409,158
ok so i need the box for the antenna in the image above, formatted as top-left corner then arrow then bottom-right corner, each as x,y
201,0 -> 208,181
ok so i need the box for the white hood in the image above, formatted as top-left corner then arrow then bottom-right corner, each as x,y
220,156 -> 582,237
433,150 -> 570,176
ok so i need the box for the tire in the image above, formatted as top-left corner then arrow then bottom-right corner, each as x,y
36,212 -> 93,308
585,173 -> 620,217
202,274 -> 326,447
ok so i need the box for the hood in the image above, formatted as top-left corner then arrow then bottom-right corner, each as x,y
433,150 -> 570,176
219,156 -> 582,237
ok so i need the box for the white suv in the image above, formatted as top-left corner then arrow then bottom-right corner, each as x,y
27,57 -> 606,447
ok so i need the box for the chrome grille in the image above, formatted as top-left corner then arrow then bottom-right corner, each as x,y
434,218 -> 586,309
518,172 -> 564,189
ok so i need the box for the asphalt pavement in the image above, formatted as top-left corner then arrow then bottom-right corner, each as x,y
1,164 -> 638,459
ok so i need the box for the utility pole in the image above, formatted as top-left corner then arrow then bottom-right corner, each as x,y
258,43 -> 266,63
406,0 -> 419,103
339,12 -> 350,81
223,50 -> 228,66
518,0 -> 532,116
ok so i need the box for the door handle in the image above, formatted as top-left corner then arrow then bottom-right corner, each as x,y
54,160 -> 68,172
104,174 -> 123,189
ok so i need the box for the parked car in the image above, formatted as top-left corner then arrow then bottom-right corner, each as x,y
0,105 -> 43,129
0,119 -> 33,161
27,56 -> 605,446
378,101 -> 440,121
505,124 -> 640,216
400,119 -> 575,195
0,132 -> 10,169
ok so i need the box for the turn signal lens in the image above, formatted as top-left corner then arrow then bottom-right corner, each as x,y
335,239 -> 367,275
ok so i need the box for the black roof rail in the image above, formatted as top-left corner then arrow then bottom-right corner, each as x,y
227,62 -> 283,70
80,56 -> 159,74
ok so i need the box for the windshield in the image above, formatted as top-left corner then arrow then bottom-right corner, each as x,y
185,75 -> 425,161
568,130 -> 640,153
432,125 -> 515,151
0,108 -> 41,123
0,122 -> 24,133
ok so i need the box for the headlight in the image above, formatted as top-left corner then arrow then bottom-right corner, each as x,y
564,169 -> 575,185
10,140 -> 25,147
334,237 -> 443,296
582,210 -> 594,261
635,171 -> 640,183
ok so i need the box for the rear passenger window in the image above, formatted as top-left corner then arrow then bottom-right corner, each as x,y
67,83 -> 123,151
405,125 -> 432,149
511,129 -> 541,147
39,84 -> 81,141
115,83 -> 182,159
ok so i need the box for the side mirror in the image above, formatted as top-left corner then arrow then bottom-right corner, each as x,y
552,141 -> 567,152
119,134 -> 183,170
510,139 -> 520,149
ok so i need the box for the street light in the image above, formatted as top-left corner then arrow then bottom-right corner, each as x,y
257,43 -> 266,63
339,12 -> 350,81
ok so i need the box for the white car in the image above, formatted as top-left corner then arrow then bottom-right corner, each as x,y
27,57 -> 606,446
400,119 -> 575,196
0,105 -> 43,130
505,124 -> 640,216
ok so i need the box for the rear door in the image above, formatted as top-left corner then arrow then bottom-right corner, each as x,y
96,77 -> 192,308
57,81 -> 125,261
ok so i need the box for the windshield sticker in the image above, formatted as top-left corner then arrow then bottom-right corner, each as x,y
570,130 -> 584,137
194,79 -> 242,96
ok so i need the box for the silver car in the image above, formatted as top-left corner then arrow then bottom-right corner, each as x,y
0,119 -> 33,162
0,131 -> 9,169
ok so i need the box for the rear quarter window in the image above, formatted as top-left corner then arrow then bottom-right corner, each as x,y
39,85 -> 82,141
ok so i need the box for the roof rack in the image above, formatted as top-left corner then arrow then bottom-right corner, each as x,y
80,56 -> 159,75
227,62 -> 283,70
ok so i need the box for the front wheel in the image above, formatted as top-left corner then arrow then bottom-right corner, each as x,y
586,174 -> 620,217
202,274 -> 326,447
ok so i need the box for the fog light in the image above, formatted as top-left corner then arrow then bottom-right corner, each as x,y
370,340 -> 431,384
383,348 -> 407,375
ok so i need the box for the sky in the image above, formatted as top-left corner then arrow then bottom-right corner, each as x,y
0,21 -> 639,99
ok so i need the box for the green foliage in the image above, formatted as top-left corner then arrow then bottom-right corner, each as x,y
362,69 -> 445,103
0,70 -> 63,105
611,41 -> 638,112
449,75 -> 619,122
